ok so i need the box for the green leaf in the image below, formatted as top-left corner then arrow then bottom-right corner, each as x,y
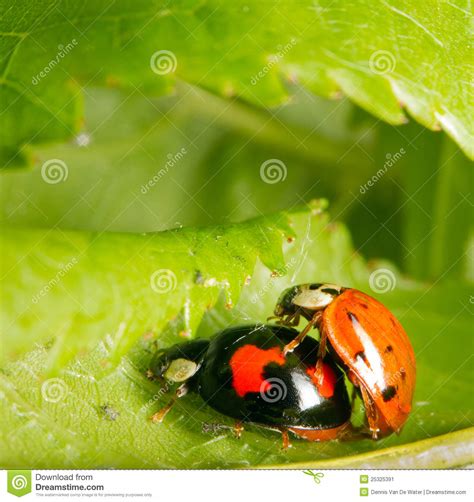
266,428 -> 474,469
348,122 -> 473,283
0,206 -> 295,371
1,86 -> 470,286
0,86 -> 373,231
1,0 -> 472,168
401,132 -> 473,280
1,206 -> 472,468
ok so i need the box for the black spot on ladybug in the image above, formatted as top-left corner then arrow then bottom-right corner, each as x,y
347,312 -> 358,323
382,386 -> 397,402
321,287 -> 340,296
355,350 -> 371,368
385,345 -> 393,353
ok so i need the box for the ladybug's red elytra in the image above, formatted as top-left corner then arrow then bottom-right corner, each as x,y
273,283 -> 416,438
147,324 -> 352,448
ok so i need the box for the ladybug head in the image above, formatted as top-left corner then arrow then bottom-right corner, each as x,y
148,339 -> 210,383
274,285 -> 301,317
275,283 -> 343,316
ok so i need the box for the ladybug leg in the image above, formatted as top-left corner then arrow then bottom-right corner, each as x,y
270,311 -> 300,327
283,312 -> 318,355
313,322 -> 328,385
150,383 -> 188,424
359,385 -> 379,439
279,428 -> 291,450
288,311 -> 301,327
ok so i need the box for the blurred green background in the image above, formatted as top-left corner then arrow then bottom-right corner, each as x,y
1,83 -> 472,282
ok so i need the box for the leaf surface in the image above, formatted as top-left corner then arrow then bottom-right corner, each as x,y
1,206 -> 472,468
1,0 -> 472,167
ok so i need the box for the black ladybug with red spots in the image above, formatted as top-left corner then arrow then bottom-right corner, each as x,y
147,324 -> 351,447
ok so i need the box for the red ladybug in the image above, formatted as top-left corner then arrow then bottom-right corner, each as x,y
147,324 -> 352,448
273,283 -> 416,438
